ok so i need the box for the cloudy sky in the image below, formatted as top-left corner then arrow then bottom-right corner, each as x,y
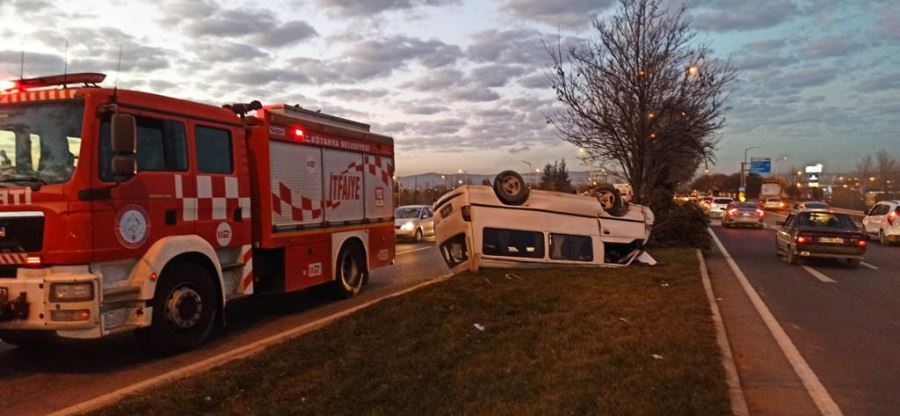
1,0 -> 898,176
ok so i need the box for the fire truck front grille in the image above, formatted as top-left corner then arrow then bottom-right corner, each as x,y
0,215 -> 44,252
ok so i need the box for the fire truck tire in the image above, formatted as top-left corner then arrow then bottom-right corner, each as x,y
331,244 -> 367,299
136,262 -> 217,355
493,170 -> 529,206
0,330 -> 57,348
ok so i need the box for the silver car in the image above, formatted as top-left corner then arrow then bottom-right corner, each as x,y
395,205 -> 435,242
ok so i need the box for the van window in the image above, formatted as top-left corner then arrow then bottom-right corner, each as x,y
195,126 -> 233,174
550,234 -> 593,261
483,228 -> 544,258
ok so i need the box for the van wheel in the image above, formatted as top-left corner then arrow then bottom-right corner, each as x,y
493,170 -> 529,205
592,184 -> 627,217
331,244 -> 366,299
880,230 -> 890,245
0,330 -> 56,348
415,228 -> 424,242
136,262 -> 217,355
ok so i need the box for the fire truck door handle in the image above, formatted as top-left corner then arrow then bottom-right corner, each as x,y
165,209 -> 177,225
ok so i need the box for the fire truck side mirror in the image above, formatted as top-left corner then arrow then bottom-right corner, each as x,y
110,113 -> 137,180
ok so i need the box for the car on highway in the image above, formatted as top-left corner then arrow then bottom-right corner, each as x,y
763,197 -> 786,210
775,210 -> 868,267
433,171 -> 654,274
395,205 -> 435,242
707,197 -> 734,218
862,200 -> 900,245
722,202 -> 765,228
793,200 -> 830,211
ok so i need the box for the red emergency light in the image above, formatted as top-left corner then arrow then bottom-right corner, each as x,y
291,125 -> 307,141
1,73 -> 106,92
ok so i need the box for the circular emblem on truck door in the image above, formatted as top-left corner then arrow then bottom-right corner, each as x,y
115,205 -> 150,249
216,222 -> 232,246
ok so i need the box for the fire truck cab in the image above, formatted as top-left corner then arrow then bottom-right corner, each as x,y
0,74 -> 395,353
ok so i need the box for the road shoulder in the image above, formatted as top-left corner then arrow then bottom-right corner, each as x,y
704,243 -> 821,415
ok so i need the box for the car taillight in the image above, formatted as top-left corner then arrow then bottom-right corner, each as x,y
727,209 -> 737,216
796,235 -> 811,244
461,205 -> 471,222
889,211 -> 897,225
756,209 -> 765,217
857,239 -> 867,247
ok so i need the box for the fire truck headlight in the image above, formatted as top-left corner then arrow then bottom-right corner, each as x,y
49,283 -> 95,302
401,222 -> 415,231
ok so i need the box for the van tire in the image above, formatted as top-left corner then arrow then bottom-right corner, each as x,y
493,170 -> 529,206
593,184 -> 628,217
135,262 -> 217,355
415,228 -> 424,242
331,244 -> 366,299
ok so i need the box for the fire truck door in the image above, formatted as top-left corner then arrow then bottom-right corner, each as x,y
93,115 -> 194,261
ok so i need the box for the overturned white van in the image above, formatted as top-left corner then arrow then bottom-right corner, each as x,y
434,171 -> 655,274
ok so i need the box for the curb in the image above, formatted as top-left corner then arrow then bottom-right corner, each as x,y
697,249 -> 750,416
50,274 -> 453,416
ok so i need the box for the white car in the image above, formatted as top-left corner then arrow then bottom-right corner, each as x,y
763,197 -> 786,210
707,197 -> 734,218
433,171 -> 654,274
862,200 -> 900,245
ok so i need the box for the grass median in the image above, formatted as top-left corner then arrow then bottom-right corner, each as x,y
92,248 -> 729,416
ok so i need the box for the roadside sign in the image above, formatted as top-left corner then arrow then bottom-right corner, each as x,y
749,157 -> 771,174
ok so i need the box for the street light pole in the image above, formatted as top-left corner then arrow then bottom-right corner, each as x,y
521,161 -> 532,185
742,146 -> 759,194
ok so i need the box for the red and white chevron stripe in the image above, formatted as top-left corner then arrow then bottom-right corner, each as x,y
0,253 -> 27,265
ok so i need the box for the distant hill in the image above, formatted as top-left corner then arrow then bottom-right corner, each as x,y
397,171 -> 625,189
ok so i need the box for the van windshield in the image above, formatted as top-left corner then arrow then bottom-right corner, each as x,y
0,101 -> 83,186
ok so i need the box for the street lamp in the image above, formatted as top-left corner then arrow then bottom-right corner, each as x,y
458,169 -> 468,185
521,161 -> 533,185
741,146 -> 759,193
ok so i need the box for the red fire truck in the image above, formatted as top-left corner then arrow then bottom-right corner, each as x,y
0,73 -> 395,353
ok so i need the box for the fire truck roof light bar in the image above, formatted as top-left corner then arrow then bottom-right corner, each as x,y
1,72 -> 106,92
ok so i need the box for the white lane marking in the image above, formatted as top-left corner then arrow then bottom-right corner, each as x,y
49,273 -> 453,416
860,262 -> 879,270
396,245 -> 432,256
801,265 -> 837,283
696,250 -> 750,416
709,228 -> 843,416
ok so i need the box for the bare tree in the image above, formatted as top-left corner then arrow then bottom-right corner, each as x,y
856,154 -> 874,189
548,0 -> 734,207
875,150 -> 897,191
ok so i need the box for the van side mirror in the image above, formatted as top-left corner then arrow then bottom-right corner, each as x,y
110,113 -> 137,180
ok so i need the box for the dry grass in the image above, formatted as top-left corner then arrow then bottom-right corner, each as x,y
92,248 -> 729,416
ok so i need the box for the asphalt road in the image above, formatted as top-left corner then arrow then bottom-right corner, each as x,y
0,241 -> 444,416
712,214 -> 900,415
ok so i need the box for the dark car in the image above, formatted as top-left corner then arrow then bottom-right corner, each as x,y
775,210 -> 868,267
722,202 -> 765,228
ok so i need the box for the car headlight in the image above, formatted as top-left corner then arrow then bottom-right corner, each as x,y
401,222 -> 415,231
49,283 -> 95,302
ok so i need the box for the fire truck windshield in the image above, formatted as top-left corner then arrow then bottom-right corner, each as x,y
0,101 -> 83,186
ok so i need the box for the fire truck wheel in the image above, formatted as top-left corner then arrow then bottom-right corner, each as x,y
332,244 -> 366,299
0,330 -> 57,348
493,170 -> 529,206
136,262 -> 217,355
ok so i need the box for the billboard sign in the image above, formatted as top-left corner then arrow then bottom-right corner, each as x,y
805,164 -> 823,174
749,157 -> 771,174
